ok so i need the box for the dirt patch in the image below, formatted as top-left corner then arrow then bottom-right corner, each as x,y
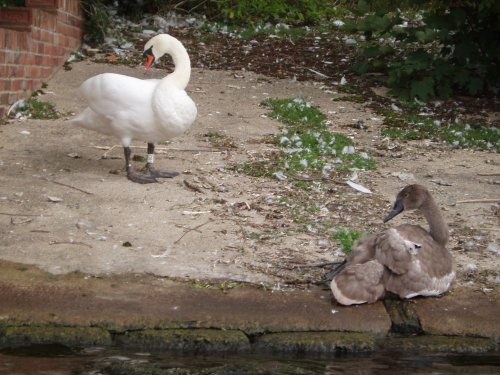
0,52 -> 499,293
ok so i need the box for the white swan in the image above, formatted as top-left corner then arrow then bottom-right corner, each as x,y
71,34 -> 197,183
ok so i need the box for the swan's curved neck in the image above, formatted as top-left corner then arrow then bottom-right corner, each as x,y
162,40 -> 191,90
421,197 -> 449,246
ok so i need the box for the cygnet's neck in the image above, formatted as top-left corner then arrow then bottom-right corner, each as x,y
421,197 -> 449,246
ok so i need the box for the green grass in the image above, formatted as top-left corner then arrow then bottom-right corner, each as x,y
380,109 -> 499,152
332,229 -> 364,254
247,98 -> 377,178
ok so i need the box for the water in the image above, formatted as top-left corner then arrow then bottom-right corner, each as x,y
0,345 -> 499,374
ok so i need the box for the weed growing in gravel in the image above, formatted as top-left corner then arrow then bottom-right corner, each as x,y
262,98 -> 376,177
332,229 -> 364,254
11,98 -> 61,120
381,109 -> 499,152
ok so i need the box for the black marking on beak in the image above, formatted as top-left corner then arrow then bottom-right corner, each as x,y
383,199 -> 404,223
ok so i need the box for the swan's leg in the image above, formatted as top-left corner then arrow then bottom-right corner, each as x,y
145,143 -> 179,178
123,146 -> 157,184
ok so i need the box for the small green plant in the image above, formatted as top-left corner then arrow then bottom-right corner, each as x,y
332,229 -> 364,254
11,98 -> 61,120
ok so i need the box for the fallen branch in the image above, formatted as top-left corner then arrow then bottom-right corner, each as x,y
174,219 -> 212,245
456,199 -> 500,204
478,173 -> 500,176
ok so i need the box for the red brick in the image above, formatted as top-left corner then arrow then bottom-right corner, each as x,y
42,66 -> 52,78
8,65 -> 21,78
11,80 -> 24,91
0,80 -> 11,91
28,66 -> 42,78
40,29 -> 54,43
0,92 -> 10,105
0,8 -> 32,30
35,9 -> 56,30
37,41 -> 45,54
4,51 -> 20,64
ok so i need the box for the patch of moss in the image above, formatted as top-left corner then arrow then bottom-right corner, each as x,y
254,331 -> 376,353
0,326 -> 112,348
383,335 -> 497,353
116,329 -> 250,352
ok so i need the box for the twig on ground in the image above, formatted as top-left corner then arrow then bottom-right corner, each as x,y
174,219 -> 213,245
49,240 -> 92,248
183,179 -> 204,193
286,261 -> 344,270
42,178 -> 93,195
456,199 -> 500,204
0,212 -> 47,217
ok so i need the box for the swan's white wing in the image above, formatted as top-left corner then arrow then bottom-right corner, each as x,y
73,73 -> 161,144
79,73 -> 159,117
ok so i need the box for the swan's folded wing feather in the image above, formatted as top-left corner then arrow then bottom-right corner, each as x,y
330,260 -> 385,305
346,234 -> 377,264
79,73 -> 159,117
375,228 -> 415,274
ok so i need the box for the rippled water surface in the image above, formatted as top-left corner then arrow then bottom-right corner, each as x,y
1,345 -> 500,374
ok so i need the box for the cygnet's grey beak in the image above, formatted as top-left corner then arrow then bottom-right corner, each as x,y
384,199 -> 404,223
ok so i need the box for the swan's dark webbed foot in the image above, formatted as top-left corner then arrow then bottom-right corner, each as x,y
144,143 -> 178,179
123,144 -> 179,184
127,168 -> 158,184
145,164 -> 179,179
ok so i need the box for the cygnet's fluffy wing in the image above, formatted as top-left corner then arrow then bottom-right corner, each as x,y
380,224 -> 456,299
375,227 -> 418,275
330,260 -> 385,305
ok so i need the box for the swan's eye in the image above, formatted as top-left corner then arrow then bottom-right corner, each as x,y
143,46 -> 154,58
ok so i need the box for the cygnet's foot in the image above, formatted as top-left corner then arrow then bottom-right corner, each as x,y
146,165 -> 179,179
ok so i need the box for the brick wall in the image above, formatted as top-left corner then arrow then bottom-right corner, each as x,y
0,0 -> 83,117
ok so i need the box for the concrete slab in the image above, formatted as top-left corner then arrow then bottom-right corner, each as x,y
0,261 -> 391,336
413,289 -> 500,340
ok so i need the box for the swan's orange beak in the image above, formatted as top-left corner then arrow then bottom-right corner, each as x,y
144,54 -> 155,71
